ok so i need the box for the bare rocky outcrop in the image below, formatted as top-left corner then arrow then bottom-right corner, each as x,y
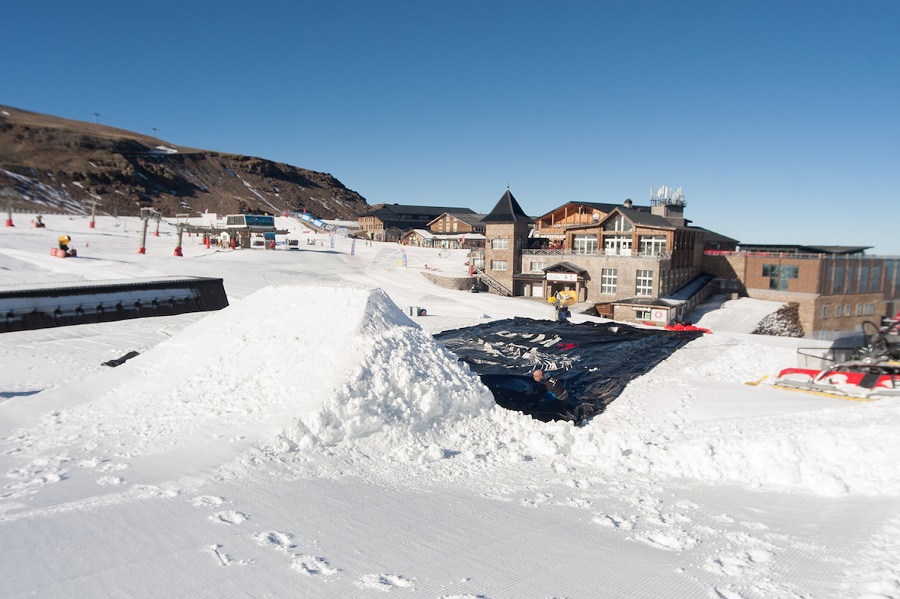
752,302 -> 805,337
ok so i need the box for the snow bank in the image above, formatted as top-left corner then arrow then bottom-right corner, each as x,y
8,284 -> 494,469
8,279 -> 898,498
275,285 -> 496,449
451,334 -> 900,498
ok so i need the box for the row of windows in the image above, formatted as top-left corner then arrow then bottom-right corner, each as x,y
822,303 -> 876,319
436,218 -> 470,233
761,261 -> 900,295
599,268 -> 654,296
566,234 -> 667,256
829,264 -> 891,293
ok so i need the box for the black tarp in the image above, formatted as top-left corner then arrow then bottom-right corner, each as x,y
435,317 -> 703,424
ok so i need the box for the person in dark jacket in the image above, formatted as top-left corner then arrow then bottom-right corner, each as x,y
532,369 -> 569,402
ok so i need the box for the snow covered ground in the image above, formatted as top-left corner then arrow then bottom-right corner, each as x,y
1,213 -> 898,599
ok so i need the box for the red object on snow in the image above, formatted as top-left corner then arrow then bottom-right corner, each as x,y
665,323 -> 712,334
777,367 -> 898,392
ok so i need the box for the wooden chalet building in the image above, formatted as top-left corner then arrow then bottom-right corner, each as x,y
427,212 -> 486,236
532,199 -> 651,245
399,227 -> 485,249
358,204 -> 475,242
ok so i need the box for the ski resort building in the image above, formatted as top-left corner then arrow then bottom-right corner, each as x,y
704,247 -> 900,337
358,190 -> 898,334
479,188 -> 715,326
358,204 -> 475,242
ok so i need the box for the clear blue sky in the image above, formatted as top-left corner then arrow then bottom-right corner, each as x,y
3,1 -> 898,253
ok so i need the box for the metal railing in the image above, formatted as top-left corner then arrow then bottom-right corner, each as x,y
474,270 -> 513,297
522,248 -> 671,260
704,250 -> 900,261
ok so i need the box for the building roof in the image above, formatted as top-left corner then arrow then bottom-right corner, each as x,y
616,206 -> 678,229
450,213 -> 488,227
543,261 -> 589,275
688,226 -> 740,245
663,272 -> 717,302
737,244 -> 872,255
481,189 -> 533,223
401,229 -> 485,241
402,228 -> 435,239
361,204 -> 475,218
567,206 -> 678,231
427,212 -> 487,228
536,201 -> 652,221
610,297 -> 672,308
363,204 -> 480,233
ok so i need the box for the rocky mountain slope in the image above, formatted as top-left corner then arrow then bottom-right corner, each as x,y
0,105 -> 369,220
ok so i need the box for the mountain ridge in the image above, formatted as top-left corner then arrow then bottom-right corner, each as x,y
0,105 -> 370,220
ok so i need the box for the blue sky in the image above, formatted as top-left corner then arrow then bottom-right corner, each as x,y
3,1 -> 898,253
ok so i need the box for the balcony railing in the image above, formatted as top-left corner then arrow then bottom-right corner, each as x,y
522,248 -> 671,260
704,250 -> 899,261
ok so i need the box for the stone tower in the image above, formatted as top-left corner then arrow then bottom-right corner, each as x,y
481,188 -> 532,295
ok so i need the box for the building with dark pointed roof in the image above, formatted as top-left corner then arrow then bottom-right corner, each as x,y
481,189 -> 533,296
481,188 -> 533,223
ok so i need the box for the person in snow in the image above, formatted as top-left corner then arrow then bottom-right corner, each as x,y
532,369 -> 569,402
556,305 -> 571,322
553,290 -> 563,309
58,234 -> 71,252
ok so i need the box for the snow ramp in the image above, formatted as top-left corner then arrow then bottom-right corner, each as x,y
4,284 -> 494,478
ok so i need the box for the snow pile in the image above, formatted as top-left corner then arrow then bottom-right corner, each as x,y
9,284 -> 494,468
341,332 -> 900,498
276,285 -> 496,449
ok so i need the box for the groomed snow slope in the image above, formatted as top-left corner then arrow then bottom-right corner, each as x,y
1,214 -> 898,598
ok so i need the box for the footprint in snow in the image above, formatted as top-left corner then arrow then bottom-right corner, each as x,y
291,554 -> 339,576
207,544 -> 250,567
208,544 -> 233,566
209,510 -> 248,525
592,513 -> 635,530
97,462 -> 129,473
254,531 -> 296,552
356,573 -> 414,591
96,476 -> 125,486
632,528 -> 699,551
191,495 -> 225,508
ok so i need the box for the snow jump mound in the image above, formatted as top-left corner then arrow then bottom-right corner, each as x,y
29,283 -> 495,466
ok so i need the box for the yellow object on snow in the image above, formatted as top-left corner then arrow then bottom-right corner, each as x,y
549,290 -> 578,306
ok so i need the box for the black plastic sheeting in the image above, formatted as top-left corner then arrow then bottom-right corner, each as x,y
435,317 -> 703,424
